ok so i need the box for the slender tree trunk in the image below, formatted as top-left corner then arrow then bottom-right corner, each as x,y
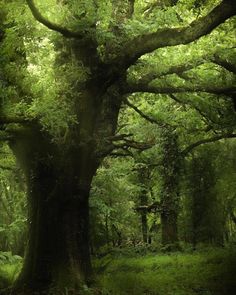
159,126 -> 180,248
137,166 -> 150,244
140,190 -> 148,244
161,210 -> 178,245
141,210 -> 148,244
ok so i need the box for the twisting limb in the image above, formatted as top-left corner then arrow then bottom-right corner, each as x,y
136,59 -> 207,85
211,54 -> 236,74
124,97 -> 166,126
181,133 -> 236,156
168,94 -> 218,126
26,0 -> 85,38
124,82 -> 236,95
114,0 -> 236,67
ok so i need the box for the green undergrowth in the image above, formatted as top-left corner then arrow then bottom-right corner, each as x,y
0,248 -> 235,294
0,263 -> 21,289
0,252 -> 22,289
95,247 -> 236,295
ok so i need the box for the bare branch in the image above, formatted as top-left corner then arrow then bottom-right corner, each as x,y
114,0 -> 236,67
181,133 -> 236,156
26,0 -> 84,38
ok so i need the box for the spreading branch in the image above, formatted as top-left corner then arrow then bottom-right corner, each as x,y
137,59 -> 207,85
124,97 -> 166,126
211,54 -> 236,74
124,82 -> 236,95
181,133 -> 236,156
168,94 -> 220,126
26,0 -> 85,38
115,0 -> 236,67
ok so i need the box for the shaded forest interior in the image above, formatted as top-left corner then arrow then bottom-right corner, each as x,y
0,0 -> 236,294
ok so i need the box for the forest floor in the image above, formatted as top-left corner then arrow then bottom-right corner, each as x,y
0,247 -> 235,295
95,246 -> 236,295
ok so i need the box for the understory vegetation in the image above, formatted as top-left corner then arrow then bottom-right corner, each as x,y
1,247 -> 236,295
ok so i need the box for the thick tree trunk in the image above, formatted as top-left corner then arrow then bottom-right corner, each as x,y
14,167 -> 94,293
9,126 -> 100,294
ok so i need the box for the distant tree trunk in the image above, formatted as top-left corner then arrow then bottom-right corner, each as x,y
140,188 -> 148,244
141,209 -> 148,244
159,126 -> 180,248
161,210 -> 178,245
137,166 -> 150,244
189,149 -> 224,247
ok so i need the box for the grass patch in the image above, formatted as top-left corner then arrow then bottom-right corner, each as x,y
96,247 -> 236,295
0,248 -> 235,294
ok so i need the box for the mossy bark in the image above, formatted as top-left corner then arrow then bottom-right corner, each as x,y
9,126 -> 99,293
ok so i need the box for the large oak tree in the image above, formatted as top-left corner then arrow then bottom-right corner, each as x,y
0,0 -> 236,293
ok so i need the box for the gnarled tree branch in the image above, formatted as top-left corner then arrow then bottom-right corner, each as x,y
124,81 -> 236,95
212,54 -> 236,74
115,0 -> 236,67
136,59 -> 207,85
181,133 -> 236,156
124,97 -> 166,126
26,0 -> 84,38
